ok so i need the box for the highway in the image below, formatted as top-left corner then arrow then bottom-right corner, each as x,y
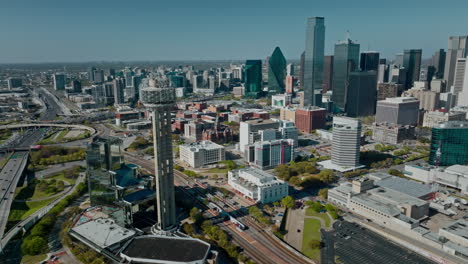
0,152 -> 29,240
124,153 -> 313,264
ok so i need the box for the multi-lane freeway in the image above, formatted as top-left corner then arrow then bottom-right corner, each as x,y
0,152 -> 29,240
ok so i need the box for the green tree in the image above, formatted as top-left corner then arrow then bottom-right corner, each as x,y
309,239 -> 322,249
281,196 -> 295,209
21,236 -> 48,255
318,169 -> 334,183
388,169 -> 404,177
318,188 -> 328,199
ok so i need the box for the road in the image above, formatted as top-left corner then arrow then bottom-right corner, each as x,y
124,152 -> 313,264
34,161 -> 85,179
0,152 -> 29,240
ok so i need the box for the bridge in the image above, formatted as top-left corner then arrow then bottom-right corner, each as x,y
0,123 -> 96,134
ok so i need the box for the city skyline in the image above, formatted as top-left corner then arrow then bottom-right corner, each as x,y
1,0 -> 468,63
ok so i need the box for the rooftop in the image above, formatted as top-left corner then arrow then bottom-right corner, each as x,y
71,218 -> 136,249
121,235 -> 210,263
370,173 -> 433,198
123,189 -> 155,204
441,219 -> 468,240
436,121 -> 468,129
113,163 -> 142,187
380,97 -> 419,104
445,165 -> 468,176
181,140 -> 224,151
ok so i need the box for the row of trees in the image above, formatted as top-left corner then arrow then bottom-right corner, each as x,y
30,146 -> 85,167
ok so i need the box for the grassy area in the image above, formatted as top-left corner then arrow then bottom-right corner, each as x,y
305,209 -> 331,228
21,254 -> 47,264
7,197 -> 56,228
301,218 -> 321,261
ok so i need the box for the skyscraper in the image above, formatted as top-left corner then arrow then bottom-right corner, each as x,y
360,51 -> 380,71
331,117 -> 361,168
452,57 -> 467,96
268,47 -> 287,94
303,17 -> 325,107
345,71 -> 377,117
141,79 -> 177,231
7,78 -> 22,90
53,73 -> 66,90
286,63 -> 294,76
431,49 -> 446,79
244,60 -> 262,98
444,36 -> 468,88
71,80 -> 82,93
332,37 -> 360,110
113,78 -> 125,105
403,49 -> 422,89
323,55 -> 334,92
300,51 -> 305,90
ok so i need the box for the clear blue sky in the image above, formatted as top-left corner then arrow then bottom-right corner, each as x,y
1,0 -> 467,63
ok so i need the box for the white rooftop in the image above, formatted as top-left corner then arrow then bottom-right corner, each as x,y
381,97 -> 419,104
181,140 -> 224,151
71,218 -> 136,249
445,165 -> 468,176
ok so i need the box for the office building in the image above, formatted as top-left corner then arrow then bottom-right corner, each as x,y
431,49 -> 446,79
271,94 -> 292,108
403,164 -> 468,195
53,73 -> 66,90
439,92 -> 457,110
403,49 -> 422,89
179,141 -> 225,168
423,110 -> 466,128
7,78 -> 22,90
285,75 -> 294,94
280,106 -> 297,123
228,167 -> 288,204
245,139 -> 295,170
360,51 -> 380,71
244,60 -> 262,98
268,47 -> 287,94
295,106 -> 327,133
419,66 -> 436,84
452,57 -> 467,96
345,71 -> 377,117
377,64 -> 389,83
299,51 -> 305,90
372,123 -> 415,144
444,36 -> 468,88
429,121 -> 468,166
389,66 -> 407,87
93,69 -> 105,84
239,119 -> 280,152
141,79 -> 177,231
71,80 -> 82,93
303,17 -> 325,106
332,37 -> 360,110
323,55 -> 334,92
431,79 -> 447,93
394,53 -> 404,67
113,78 -> 125,105
278,120 -> 298,146
377,82 -> 401,100
375,97 -> 419,126
403,88 -> 439,111
319,117 -> 362,172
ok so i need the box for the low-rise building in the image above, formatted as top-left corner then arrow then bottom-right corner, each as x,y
422,109 -> 466,128
271,94 -> 292,108
372,123 -> 415,144
228,167 -> 288,204
245,139 -> 295,170
295,106 -> 327,133
179,140 -> 225,168
403,164 -> 468,195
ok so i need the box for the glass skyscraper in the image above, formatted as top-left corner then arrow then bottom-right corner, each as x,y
403,49 -> 422,89
303,17 -> 325,107
429,121 -> 468,166
332,38 -> 360,110
244,60 -> 263,98
268,47 -> 287,95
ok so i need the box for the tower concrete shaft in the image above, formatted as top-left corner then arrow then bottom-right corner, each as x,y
141,80 -> 177,231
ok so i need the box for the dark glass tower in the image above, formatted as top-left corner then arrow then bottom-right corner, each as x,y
323,55 -> 334,92
403,49 -> 422,89
345,71 -> 377,117
300,51 -> 305,90
244,60 -> 263,98
303,17 -> 325,106
429,121 -> 468,166
332,38 -> 360,110
360,51 -> 380,71
268,47 -> 287,94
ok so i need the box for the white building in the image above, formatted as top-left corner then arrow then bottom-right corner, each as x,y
228,167 -> 288,204
404,164 -> 468,195
179,141 -> 225,168
423,110 -> 466,128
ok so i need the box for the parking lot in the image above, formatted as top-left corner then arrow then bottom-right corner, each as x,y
321,221 -> 438,264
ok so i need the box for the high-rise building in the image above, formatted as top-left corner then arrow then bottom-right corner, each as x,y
444,36 -> 468,88
244,60 -> 262,98
300,51 -> 305,90
403,49 -> 422,89
331,117 -> 361,168
332,37 -> 360,110
375,97 -> 420,126
7,78 -> 22,90
295,106 -> 327,133
452,57 -> 467,96
360,51 -> 380,71
286,63 -> 294,76
268,47 -> 287,94
323,55 -> 334,92
88,66 -> 96,82
93,69 -> 105,84
53,73 -> 66,90
431,49 -> 446,79
345,71 -> 377,117
389,66 -> 407,87
303,17 -> 325,106
113,78 -> 125,105
71,80 -> 82,93
285,75 -> 294,94
394,53 -> 404,67
239,119 -> 280,152
141,79 -> 177,231
458,58 -> 468,106
429,121 -> 468,166
377,82 -> 401,100
377,64 -> 389,83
